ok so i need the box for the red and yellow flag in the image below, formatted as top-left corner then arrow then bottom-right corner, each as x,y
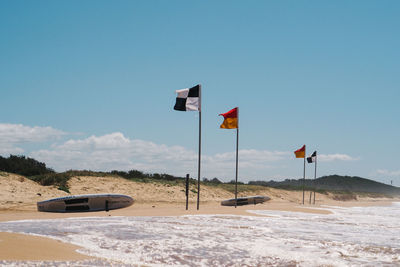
294,145 -> 306,158
219,107 -> 238,129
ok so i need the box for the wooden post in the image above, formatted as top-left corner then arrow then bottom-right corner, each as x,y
185,174 -> 189,210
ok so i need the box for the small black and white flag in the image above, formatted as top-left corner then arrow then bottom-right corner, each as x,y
174,84 -> 201,111
307,151 -> 317,163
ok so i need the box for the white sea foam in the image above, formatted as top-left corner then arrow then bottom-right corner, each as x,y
0,203 -> 399,266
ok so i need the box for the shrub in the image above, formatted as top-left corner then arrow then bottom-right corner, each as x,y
0,155 -> 54,176
29,172 -> 70,189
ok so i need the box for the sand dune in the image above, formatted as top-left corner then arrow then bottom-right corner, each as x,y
0,172 -> 396,212
0,172 -> 398,262
0,172 -> 69,211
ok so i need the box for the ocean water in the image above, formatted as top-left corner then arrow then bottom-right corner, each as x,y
0,203 -> 399,267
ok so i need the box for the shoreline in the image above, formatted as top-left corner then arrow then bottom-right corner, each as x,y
0,232 -> 91,261
1,198 -> 396,223
1,173 -> 398,262
0,199 -> 397,262
0,201 -> 332,223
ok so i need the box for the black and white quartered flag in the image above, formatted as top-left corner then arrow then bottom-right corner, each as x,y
307,151 -> 317,163
174,84 -> 201,111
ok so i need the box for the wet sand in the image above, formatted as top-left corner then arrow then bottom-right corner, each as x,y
0,172 -> 397,262
0,232 -> 91,261
0,199 -> 395,262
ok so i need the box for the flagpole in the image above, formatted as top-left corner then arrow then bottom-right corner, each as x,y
234,108 -> 239,208
302,146 -> 305,205
197,85 -> 202,210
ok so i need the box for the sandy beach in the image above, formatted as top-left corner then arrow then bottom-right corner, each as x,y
0,172 -> 398,263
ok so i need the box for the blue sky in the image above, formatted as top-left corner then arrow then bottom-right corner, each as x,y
1,1 -> 399,184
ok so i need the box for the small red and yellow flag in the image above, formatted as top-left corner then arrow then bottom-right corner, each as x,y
294,145 -> 306,158
219,107 -> 238,129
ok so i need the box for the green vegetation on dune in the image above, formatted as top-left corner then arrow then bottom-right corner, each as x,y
29,169 -> 197,192
110,170 -> 197,185
1,155 -> 399,197
29,172 -> 71,193
202,181 -> 267,194
249,175 -> 400,196
0,155 -> 196,191
0,155 -> 54,176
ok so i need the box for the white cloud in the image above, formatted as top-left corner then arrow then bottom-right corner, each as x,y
376,169 -> 400,177
0,147 -> 24,155
211,149 -> 289,163
57,132 -> 131,150
31,132 -> 290,180
0,123 -> 66,155
0,123 -> 65,143
0,125 -> 360,181
318,154 -> 358,162
32,132 -> 198,173
202,150 -> 290,178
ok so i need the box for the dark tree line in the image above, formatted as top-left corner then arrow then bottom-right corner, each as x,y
202,177 -> 223,184
249,175 -> 400,195
111,170 -> 185,181
0,155 -> 54,176
3,155 -> 397,196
